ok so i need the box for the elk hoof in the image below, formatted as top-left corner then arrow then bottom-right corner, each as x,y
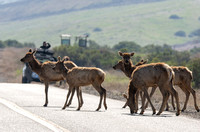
139,112 -> 144,115
43,104 -> 47,107
197,109 -> 200,112
181,109 -> 185,112
76,108 -> 80,111
104,105 -> 107,110
66,103 -> 71,107
176,112 -> 180,116
156,112 -> 161,115
96,108 -> 100,111
62,107 -> 66,110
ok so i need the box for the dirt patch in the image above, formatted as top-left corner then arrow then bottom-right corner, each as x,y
0,47 -> 29,83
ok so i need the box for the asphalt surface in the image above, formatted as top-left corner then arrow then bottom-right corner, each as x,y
0,83 -> 200,132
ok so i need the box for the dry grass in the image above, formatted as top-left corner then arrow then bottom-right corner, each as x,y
0,47 -> 29,83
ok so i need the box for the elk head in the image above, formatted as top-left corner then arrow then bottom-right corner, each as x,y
20,49 -> 36,63
118,51 -> 134,65
53,56 -> 68,73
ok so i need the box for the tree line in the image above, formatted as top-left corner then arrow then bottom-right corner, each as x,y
53,40 -> 200,88
0,39 -> 35,48
1,39 -> 200,88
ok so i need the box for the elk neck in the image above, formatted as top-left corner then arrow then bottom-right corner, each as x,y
28,56 -> 42,75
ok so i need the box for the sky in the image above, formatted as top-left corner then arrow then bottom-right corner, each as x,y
0,0 -> 21,5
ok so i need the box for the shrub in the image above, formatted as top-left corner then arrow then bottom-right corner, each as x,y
174,31 -> 186,37
93,27 -> 102,32
189,29 -> 200,37
113,41 -> 141,52
188,58 -> 200,88
169,14 -> 182,19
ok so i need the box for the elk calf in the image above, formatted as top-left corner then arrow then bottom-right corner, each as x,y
53,57 -> 107,111
172,66 -> 199,112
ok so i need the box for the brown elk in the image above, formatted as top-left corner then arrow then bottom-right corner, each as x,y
171,66 -> 199,112
118,51 -> 199,112
52,57 -> 107,111
20,49 -> 82,107
128,62 -> 180,116
118,51 -> 180,116
113,60 -> 157,109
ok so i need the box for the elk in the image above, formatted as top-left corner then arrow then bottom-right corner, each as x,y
171,66 -> 199,112
113,60 -> 156,109
118,51 -> 199,112
118,51 -> 180,116
128,62 -> 180,116
20,49 -> 82,107
52,57 -> 107,111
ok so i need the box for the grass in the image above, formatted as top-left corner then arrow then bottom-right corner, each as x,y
0,0 -> 199,48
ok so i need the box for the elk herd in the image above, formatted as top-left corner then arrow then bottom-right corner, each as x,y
20,49 -> 200,116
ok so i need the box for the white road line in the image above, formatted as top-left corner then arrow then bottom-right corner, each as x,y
0,97 -> 70,132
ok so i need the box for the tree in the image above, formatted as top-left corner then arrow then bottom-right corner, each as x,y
188,58 -> 200,88
113,41 -> 141,52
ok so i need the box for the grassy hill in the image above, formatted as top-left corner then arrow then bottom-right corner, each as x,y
0,0 -> 199,47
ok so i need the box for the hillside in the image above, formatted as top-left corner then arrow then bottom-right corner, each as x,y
0,0 -> 164,22
0,0 -> 199,47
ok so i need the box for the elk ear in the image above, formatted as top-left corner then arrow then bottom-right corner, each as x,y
32,50 -> 36,55
57,56 -> 61,62
29,49 -> 32,52
118,51 -> 123,56
130,52 -> 134,56
61,58 -> 65,63
143,60 -> 148,64
63,56 -> 70,61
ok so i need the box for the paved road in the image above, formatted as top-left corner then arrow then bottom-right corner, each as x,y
0,83 -> 200,132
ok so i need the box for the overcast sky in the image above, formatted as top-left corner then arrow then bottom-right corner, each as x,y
0,0 -> 21,5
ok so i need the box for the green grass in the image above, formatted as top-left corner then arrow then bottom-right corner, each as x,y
0,0 -> 199,47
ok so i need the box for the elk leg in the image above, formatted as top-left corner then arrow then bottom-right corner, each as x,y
144,86 -> 156,109
92,84 -> 104,111
76,87 -> 81,111
62,87 -> 72,109
169,85 -> 180,116
142,87 -> 156,115
122,102 -> 128,108
171,93 -> 175,110
157,91 -> 170,115
101,86 -> 107,110
140,91 -> 146,115
188,86 -> 200,112
43,82 -> 49,107
79,88 -> 84,107
66,88 -> 76,107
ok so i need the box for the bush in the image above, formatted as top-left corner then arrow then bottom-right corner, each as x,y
53,45 -> 119,69
0,39 -> 35,48
93,27 -> 102,32
174,31 -> 186,37
169,14 -> 182,19
113,41 -> 141,52
188,58 -> 200,88
189,29 -> 200,37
